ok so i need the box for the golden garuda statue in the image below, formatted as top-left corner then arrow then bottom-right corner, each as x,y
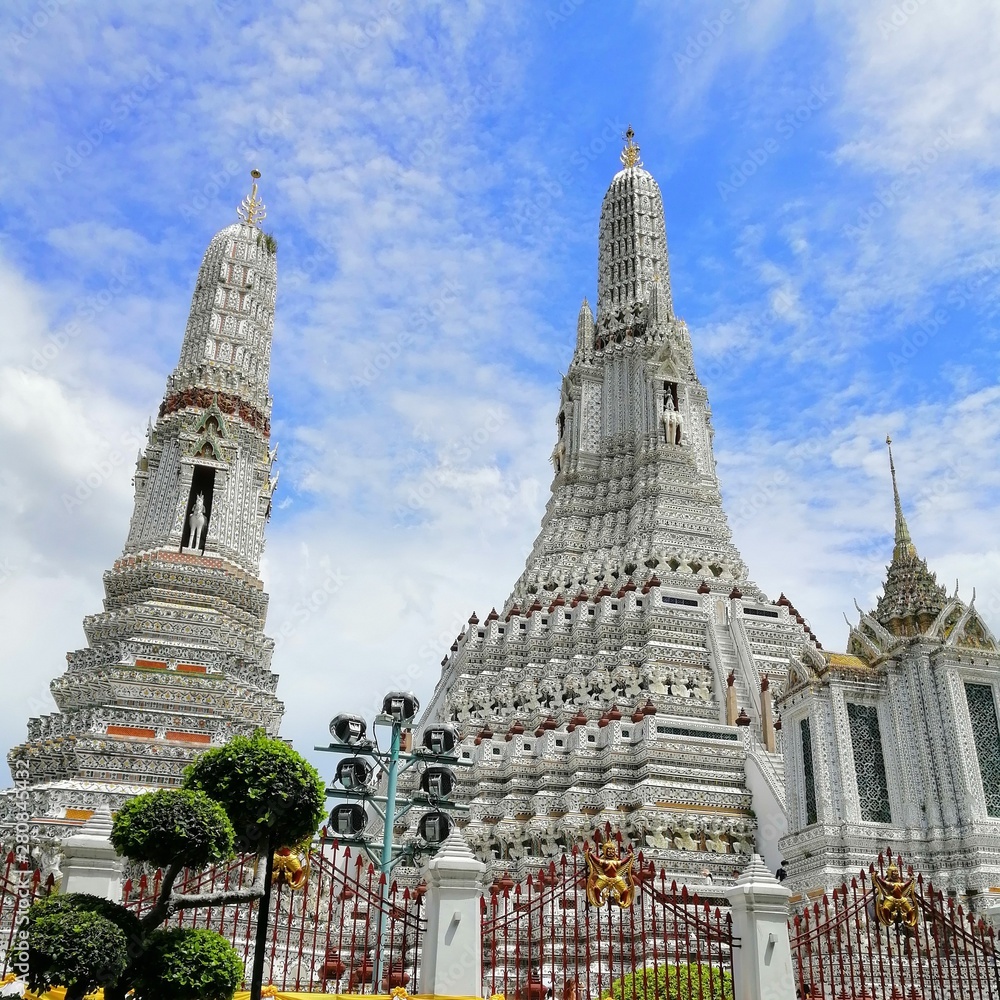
584,839 -> 636,908
272,845 -> 309,890
872,862 -> 919,934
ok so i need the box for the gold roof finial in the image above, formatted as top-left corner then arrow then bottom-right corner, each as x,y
237,169 -> 267,227
620,125 -> 642,169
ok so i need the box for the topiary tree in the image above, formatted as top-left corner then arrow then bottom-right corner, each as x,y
29,731 -> 325,1000
183,729 -> 326,999
184,729 -> 326,854
112,787 -> 234,869
27,892 -> 144,1000
607,962 -> 734,1000
132,927 -> 244,1000
29,909 -> 129,1000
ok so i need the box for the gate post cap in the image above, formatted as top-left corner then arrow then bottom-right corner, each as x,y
726,853 -> 792,905
427,827 -> 486,878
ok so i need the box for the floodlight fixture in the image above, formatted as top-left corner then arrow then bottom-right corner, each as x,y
330,803 -> 368,837
420,766 -> 455,799
422,724 -> 459,756
336,756 -> 373,791
330,713 -> 367,745
418,810 -> 452,845
382,691 -> 419,724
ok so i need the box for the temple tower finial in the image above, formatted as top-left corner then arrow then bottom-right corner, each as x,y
237,168 -> 266,227
620,125 -> 642,169
886,435 -> 916,561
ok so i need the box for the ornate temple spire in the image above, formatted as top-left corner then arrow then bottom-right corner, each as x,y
886,436 -> 916,562
871,437 -> 947,636
4,173 -> 284,834
597,126 -> 672,323
511,133 -> 747,599
167,171 -> 277,419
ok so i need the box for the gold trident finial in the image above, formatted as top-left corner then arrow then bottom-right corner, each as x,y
620,125 -> 642,169
237,169 -> 267,227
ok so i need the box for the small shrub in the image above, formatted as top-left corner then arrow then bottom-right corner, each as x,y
607,963 -> 734,1000
184,729 -> 325,853
111,787 -> 235,869
133,927 -> 243,1000
29,908 -> 129,999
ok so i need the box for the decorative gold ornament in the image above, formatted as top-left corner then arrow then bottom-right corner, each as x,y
272,844 -> 308,889
390,987 -> 410,999
620,126 -> 642,169
584,838 -> 636,908
237,168 -> 267,227
262,986 -> 280,997
872,863 -> 918,934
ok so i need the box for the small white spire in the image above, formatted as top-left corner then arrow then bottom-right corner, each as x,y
576,297 -> 595,354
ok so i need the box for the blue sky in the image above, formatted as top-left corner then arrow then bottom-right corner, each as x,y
2,1 -> 1000,774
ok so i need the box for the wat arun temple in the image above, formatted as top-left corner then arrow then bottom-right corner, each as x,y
1,176 -> 283,836
9,136 -> 1000,907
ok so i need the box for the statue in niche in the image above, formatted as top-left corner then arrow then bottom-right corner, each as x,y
661,390 -> 683,445
188,493 -> 208,550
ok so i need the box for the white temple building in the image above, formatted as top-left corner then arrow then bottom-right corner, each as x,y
398,131 -> 1000,911
400,130 -> 819,884
779,439 -> 1000,908
1,175 -> 284,839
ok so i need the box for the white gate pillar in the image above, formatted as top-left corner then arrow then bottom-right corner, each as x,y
725,854 -> 796,1000
60,808 -> 123,901
421,827 -> 486,998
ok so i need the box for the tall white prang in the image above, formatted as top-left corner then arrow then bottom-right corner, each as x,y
399,131 -> 818,886
2,174 -> 284,845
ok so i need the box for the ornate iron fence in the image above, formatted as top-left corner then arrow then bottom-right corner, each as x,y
481,826 -> 735,1000
122,835 -> 425,992
790,848 -> 1000,999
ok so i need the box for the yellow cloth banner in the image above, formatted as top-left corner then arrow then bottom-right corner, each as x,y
21,991 -> 482,1000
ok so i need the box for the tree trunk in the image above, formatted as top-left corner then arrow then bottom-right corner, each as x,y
249,846 -> 275,1000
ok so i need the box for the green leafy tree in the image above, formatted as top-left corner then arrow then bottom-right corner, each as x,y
184,729 -> 325,999
29,909 -> 129,1000
28,892 -> 143,1000
132,927 -> 244,1000
184,729 -> 326,853
607,963 -> 734,1000
28,731 -> 324,1000
112,787 -> 235,869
